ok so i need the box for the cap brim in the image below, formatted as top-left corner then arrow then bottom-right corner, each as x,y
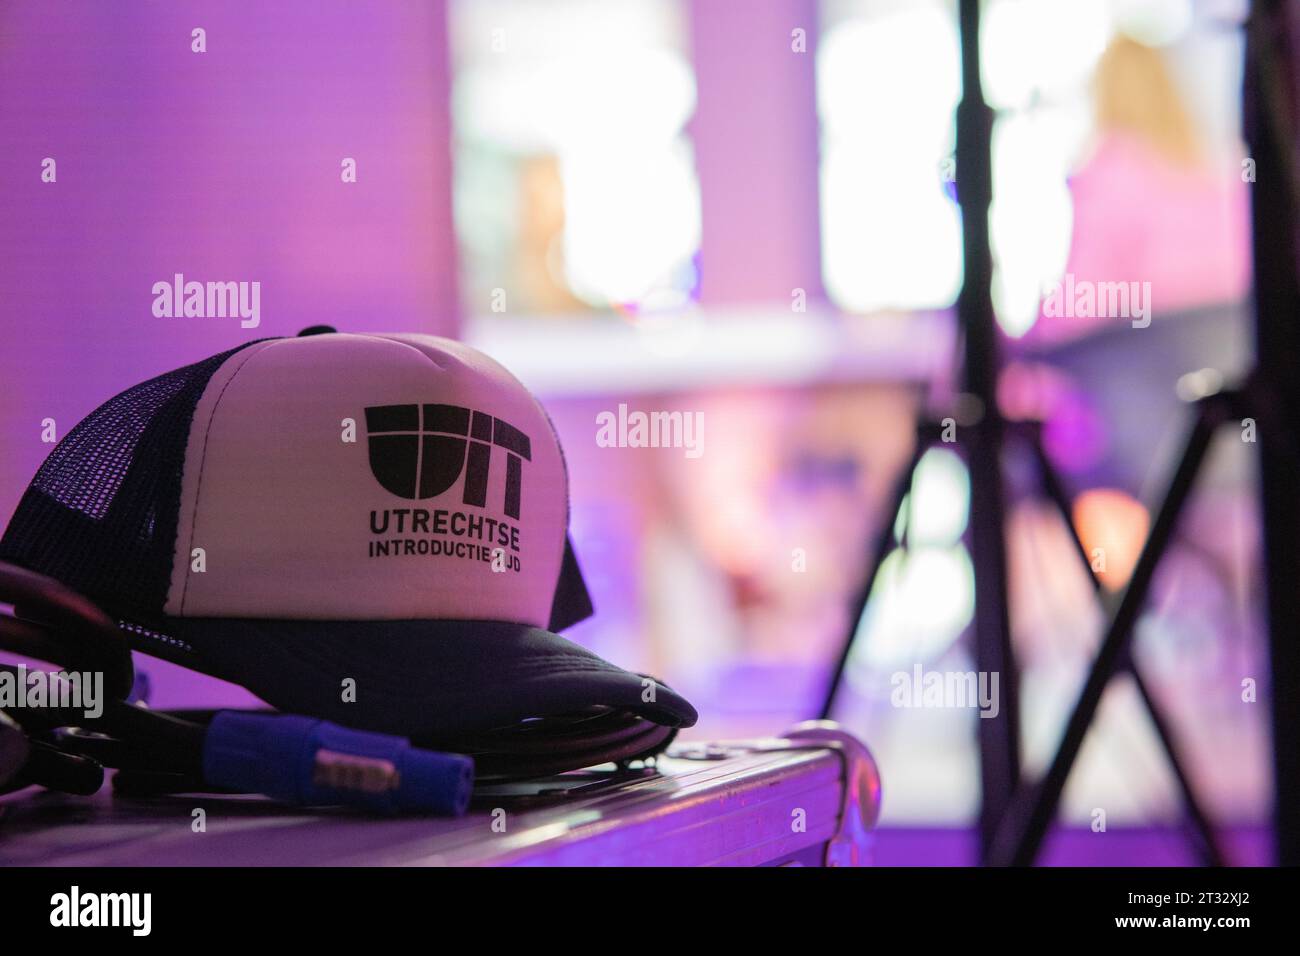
160,617 -> 697,738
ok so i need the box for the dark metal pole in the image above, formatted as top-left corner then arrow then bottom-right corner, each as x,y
955,0 -> 1020,859
1126,665 -> 1226,866
1244,0 -> 1300,867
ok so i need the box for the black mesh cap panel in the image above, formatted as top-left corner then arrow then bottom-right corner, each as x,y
0,341 -> 267,626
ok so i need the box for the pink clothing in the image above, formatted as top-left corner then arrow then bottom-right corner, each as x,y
1030,133 -> 1251,345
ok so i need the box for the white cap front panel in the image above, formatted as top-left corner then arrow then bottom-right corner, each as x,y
164,333 -> 568,624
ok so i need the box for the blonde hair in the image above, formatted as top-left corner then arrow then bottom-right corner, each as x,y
1093,34 -> 1201,167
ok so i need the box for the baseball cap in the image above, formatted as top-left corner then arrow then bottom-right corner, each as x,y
0,332 -> 697,738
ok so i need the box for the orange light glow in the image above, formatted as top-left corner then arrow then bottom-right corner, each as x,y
1072,488 -> 1150,591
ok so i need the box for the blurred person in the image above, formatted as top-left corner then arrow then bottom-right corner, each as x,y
1032,34 -> 1250,346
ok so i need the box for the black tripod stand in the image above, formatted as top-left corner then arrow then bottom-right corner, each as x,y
984,376 -> 1299,865
818,0 -> 1025,859
822,0 -> 1300,866
988,0 -> 1300,868
819,408 -> 1231,866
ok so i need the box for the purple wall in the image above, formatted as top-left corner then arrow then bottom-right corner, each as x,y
687,0 -> 824,307
0,0 -> 459,527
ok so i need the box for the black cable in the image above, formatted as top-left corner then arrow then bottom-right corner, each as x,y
431,708 -> 677,781
0,561 -> 133,700
0,560 -> 679,803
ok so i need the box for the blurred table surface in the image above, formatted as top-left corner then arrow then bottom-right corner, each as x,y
0,737 -> 873,867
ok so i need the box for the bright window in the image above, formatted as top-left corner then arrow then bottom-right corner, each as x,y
450,0 -> 701,317
818,0 -> 963,313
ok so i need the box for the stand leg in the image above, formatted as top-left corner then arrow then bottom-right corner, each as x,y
1025,425 -> 1226,865
1126,665 -> 1225,866
819,433 -> 929,719
987,401 -> 1223,866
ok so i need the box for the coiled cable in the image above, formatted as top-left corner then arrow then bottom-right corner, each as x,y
0,561 -> 675,810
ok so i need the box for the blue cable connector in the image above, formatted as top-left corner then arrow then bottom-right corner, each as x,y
201,711 -> 473,816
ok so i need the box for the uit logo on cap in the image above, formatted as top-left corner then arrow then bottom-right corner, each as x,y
363,403 -> 526,573
364,404 -> 532,519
